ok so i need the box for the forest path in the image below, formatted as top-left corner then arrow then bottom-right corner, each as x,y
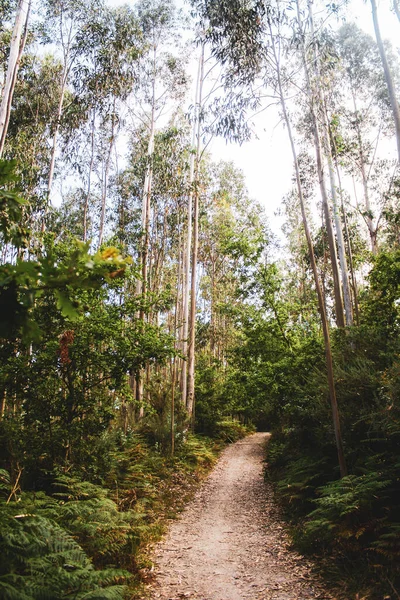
144,432 -> 335,600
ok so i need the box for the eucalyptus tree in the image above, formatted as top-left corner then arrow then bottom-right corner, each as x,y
72,4 -> 142,245
38,0 -> 105,217
114,119 -> 193,425
0,0 -> 31,157
130,0 -> 188,408
291,0 -> 349,327
198,160 -> 269,361
278,165 -> 321,328
268,5 -> 347,475
334,23 -> 400,253
185,44 -> 204,417
370,0 -> 400,162
182,1 -> 265,416
3,53 -> 65,237
132,0 -> 187,296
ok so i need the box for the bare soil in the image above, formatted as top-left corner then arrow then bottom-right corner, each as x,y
144,432 -> 336,600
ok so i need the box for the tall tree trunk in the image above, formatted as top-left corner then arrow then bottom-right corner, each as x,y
371,0 -> 400,162
325,121 -> 353,326
47,75 -> 66,200
98,104 -> 117,247
350,91 -> 377,252
298,0 -> 345,328
0,0 -> 31,157
268,20 -> 347,477
83,107 -> 96,242
335,160 -> 360,325
42,21 -> 75,232
187,43 -> 205,419
136,47 -> 157,414
181,50 -> 202,406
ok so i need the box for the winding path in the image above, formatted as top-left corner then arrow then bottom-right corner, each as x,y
145,433 -> 335,600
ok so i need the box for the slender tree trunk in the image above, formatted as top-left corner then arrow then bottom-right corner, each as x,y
371,0 -> 400,162
350,92 -> 377,252
181,50 -> 202,405
325,122 -> 353,326
393,0 -> 400,22
0,390 -> 6,420
187,43 -> 205,419
137,78 -> 156,300
298,0 -> 345,328
268,22 -> 347,477
140,146 -> 153,309
47,77 -> 66,199
170,357 -> 176,455
42,23 -> 74,233
98,104 -> 117,247
335,160 -> 360,325
210,251 -> 216,358
83,107 -> 96,242
170,256 -> 180,453
0,0 -> 31,157
136,46 -> 157,414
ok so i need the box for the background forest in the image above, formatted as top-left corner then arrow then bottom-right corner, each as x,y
1,0 -> 400,598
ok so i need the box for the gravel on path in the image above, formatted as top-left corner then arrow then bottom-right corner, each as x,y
144,432 -> 336,600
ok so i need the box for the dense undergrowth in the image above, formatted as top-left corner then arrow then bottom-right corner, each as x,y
212,253 -> 400,599
1,425 -> 251,599
260,258 -> 400,599
267,430 -> 400,599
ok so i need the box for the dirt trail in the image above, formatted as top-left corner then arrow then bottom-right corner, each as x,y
146,432 -> 335,600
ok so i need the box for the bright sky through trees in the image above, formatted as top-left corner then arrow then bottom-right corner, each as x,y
105,0 -> 399,241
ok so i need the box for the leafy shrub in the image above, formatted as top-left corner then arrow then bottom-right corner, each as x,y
303,473 -> 392,549
214,419 -> 254,443
0,477 -> 128,600
177,434 -> 218,470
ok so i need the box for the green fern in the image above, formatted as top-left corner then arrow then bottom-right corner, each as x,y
303,473 -> 392,546
49,475 -> 141,567
0,485 -> 129,600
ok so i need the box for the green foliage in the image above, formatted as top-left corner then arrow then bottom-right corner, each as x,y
0,428 -> 222,598
0,160 -> 28,248
0,237 -> 134,341
213,419 -> 254,443
0,486 -> 128,599
255,252 -> 400,596
362,250 -> 400,337
176,434 -> 218,470
303,472 -> 392,547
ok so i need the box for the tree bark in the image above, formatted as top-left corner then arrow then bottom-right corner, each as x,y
181,49 -> 202,406
83,107 -> 96,242
42,17 -> 75,232
0,0 -> 31,157
350,92 -> 377,253
299,0 -> 345,328
98,104 -> 116,247
325,120 -> 353,326
135,44 -> 157,414
335,160 -> 360,325
371,0 -> 400,162
187,43 -> 205,419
